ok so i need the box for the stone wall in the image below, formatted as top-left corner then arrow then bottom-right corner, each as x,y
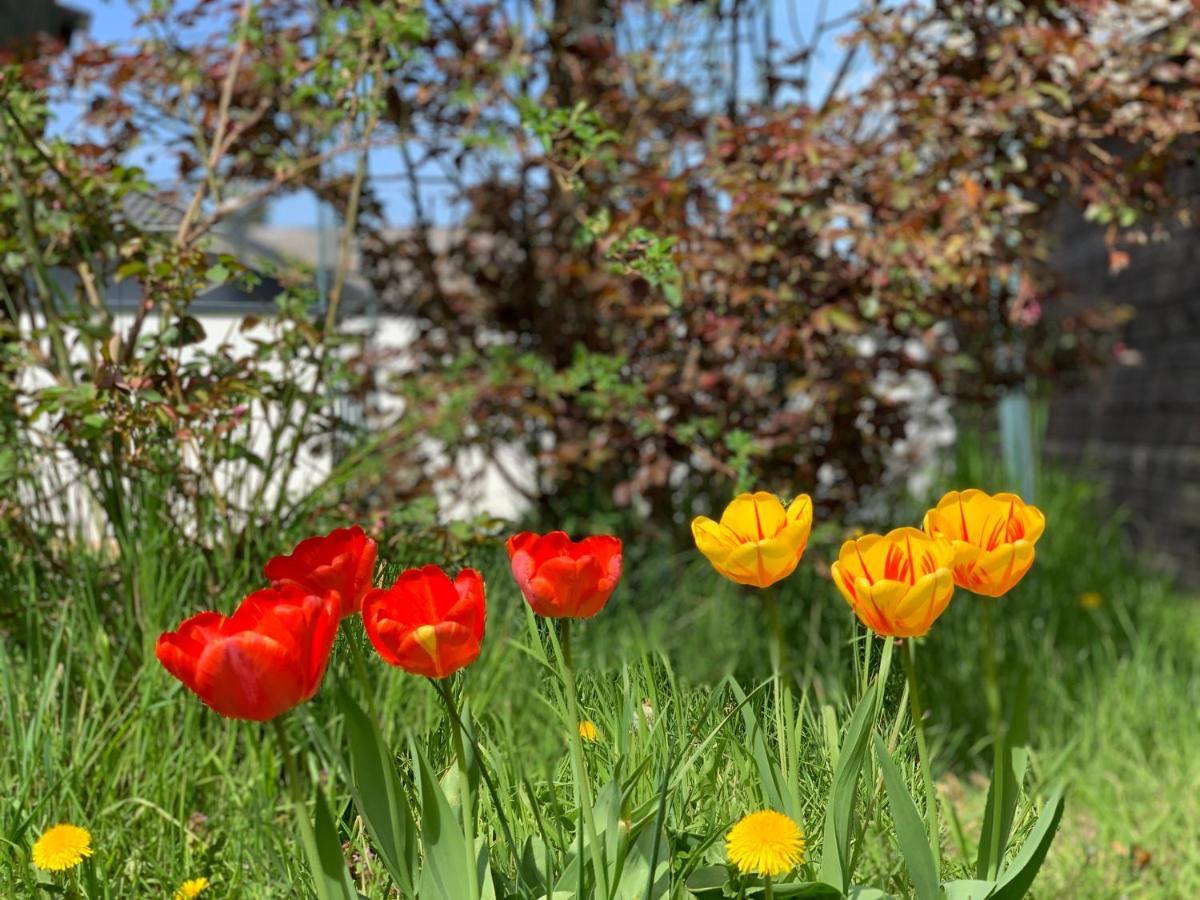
1045,161 -> 1200,585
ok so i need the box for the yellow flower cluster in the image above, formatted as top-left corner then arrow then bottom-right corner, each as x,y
693,488 -> 1045,638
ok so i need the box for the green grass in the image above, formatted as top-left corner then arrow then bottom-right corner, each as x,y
0,465 -> 1195,897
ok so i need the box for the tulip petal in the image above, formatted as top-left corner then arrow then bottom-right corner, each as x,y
786,494 -> 814,529
719,492 -> 788,543
756,533 -> 805,583
858,577 -> 900,634
264,525 -> 377,617
692,516 -> 739,550
193,631 -> 306,721
1019,504 -> 1046,544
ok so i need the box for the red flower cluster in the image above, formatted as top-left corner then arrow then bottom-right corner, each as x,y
156,526 -> 378,721
156,526 -> 622,720
156,584 -> 339,721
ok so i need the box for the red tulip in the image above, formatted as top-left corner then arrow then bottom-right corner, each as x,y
156,584 -> 339,721
264,525 -> 378,618
362,565 -> 486,679
506,531 -> 623,619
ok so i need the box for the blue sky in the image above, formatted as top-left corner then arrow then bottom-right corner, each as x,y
57,0 -> 867,227
68,0 -> 137,41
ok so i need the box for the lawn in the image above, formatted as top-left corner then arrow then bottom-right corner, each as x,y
2,456 -> 1195,898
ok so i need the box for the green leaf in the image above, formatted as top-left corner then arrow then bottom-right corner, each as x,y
818,687 -> 879,891
519,836 -> 554,898
477,839 -> 497,900
162,315 -> 206,347
594,774 -> 623,874
873,736 -> 939,900
768,882 -> 845,898
684,865 -> 728,895
311,786 -> 358,900
411,735 -> 476,900
976,677 -> 1030,879
989,786 -> 1066,900
613,825 -> 671,899
941,880 -> 996,899
337,687 -> 417,896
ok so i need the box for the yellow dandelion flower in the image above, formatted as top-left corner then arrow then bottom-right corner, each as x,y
726,810 -> 804,878
578,720 -> 599,742
31,823 -> 92,872
174,876 -> 210,899
1079,591 -> 1102,610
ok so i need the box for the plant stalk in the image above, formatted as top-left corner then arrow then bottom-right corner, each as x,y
981,599 -> 1004,879
270,717 -> 327,899
902,638 -> 940,870
556,618 -> 610,899
434,677 -> 481,900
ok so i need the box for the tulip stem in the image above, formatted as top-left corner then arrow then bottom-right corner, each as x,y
433,678 -> 480,900
901,638 -> 940,871
431,678 -> 519,866
761,587 -> 795,805
860,624 -> 874,701
761,586 -> 786,675
981,599 -> 1005,879
556,618 -> 610,900
559,615 -> 573,670
270,717 -> 326,899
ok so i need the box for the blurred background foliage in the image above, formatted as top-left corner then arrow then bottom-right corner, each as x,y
0,0 -> 1196,581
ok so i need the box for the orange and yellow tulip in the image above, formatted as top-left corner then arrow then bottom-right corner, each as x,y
923,489 -> 1045,597
692,492 -> 813,588
831,527 -> 956,638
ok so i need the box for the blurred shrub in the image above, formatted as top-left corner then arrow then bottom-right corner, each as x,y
0,5 -> 428,632
377,1 -> 1199,529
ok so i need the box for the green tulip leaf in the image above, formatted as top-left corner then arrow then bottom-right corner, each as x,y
989,786 -> 1066,900
819,678 -> 883,891
337,686 -> 417,897
411,735 -> 476,900
873,735 -> 939,900
311,785 -> 358,900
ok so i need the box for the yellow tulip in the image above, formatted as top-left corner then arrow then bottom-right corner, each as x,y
923,489 -> 1045,598
831,527 -> 956,638
692,492 -> 813,588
